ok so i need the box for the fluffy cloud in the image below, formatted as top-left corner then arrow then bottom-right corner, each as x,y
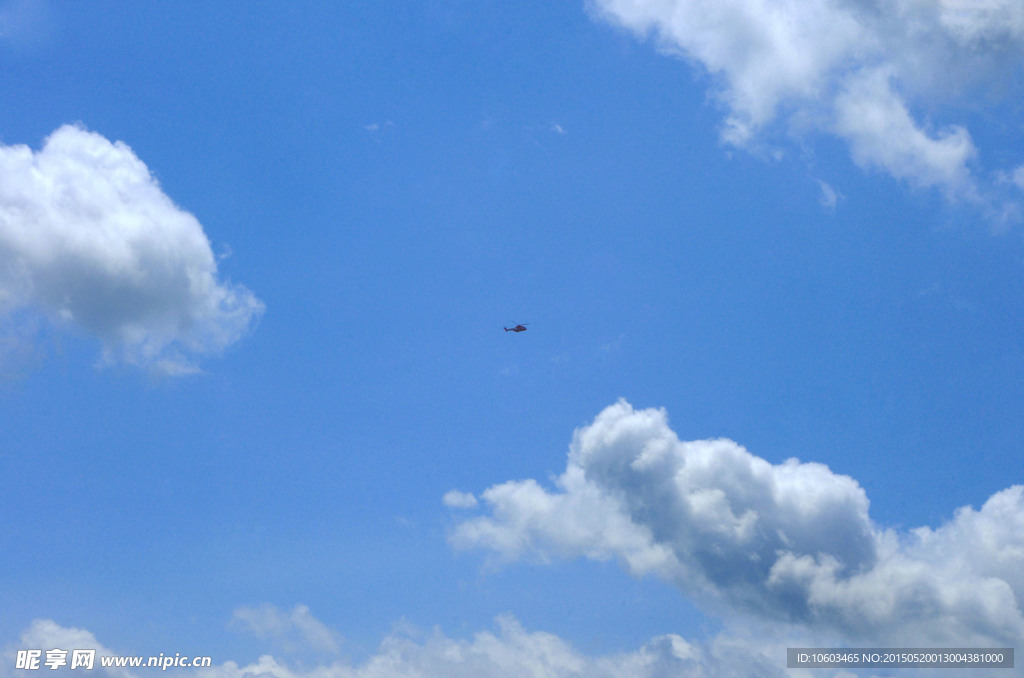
450,400 -> 1024,648
230,604 -> 341,654
0,124 -> 263,374
588,0 -> 1024,199
834,67 -> 977,194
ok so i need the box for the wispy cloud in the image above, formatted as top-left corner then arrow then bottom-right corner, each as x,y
589,0 -> 1024,205
0,0 -> 56,54
363,120 -> 394,132
0,125 -> 264,375
443,489 -> 479,509
229,604 -> 340,654
817,179 -> 841,210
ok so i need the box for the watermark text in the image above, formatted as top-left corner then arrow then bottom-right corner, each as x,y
16,650 -> 212,671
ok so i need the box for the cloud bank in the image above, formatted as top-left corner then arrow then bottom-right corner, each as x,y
3,613 -> 789,678
588,0 -> 1024,200
6,399 -> 1023,677
0,125 -> 263,374
450,400 -> 1024,649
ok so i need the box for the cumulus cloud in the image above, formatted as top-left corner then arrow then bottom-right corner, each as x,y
588,0 -> 1024,200
0,124 -> 263,374
230,604 -> 341,654
450,400 -> 1024,649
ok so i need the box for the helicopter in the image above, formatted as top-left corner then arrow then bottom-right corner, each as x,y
504,323 -> 528,332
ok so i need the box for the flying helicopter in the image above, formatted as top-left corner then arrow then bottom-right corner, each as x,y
504,323 -> 528,332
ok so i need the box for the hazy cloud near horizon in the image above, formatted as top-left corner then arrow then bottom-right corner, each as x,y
0,125 -> 263,374
2,613 -> 795,678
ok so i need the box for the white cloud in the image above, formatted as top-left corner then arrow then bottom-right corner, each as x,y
817,180 -> 841,210
834,68 -> 977,196
443,489 -> 479,509
0,124 -> 263,374
230,604 -> 341,654
450,400 -> 1024,648
936,0 -> 1024,44
1007,165 -> 1024,192
0,619 -> 135,678
588,0 -> 1024,200
6,556 -> 1017,678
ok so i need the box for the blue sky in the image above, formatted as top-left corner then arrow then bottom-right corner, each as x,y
1,1 -> 1023,676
